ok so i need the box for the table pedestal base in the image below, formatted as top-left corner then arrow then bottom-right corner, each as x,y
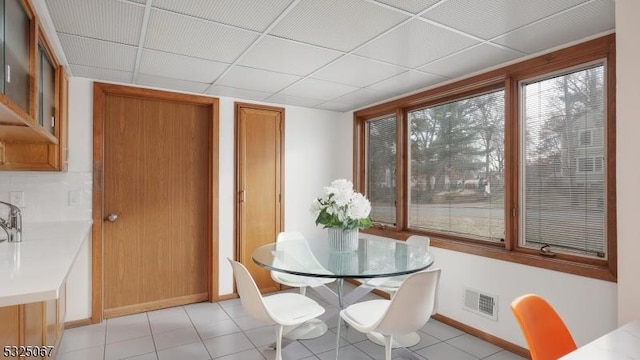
367,331 -> 421,348
284,319 -> 328,340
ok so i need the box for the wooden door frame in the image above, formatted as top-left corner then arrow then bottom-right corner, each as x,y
233,102 -> 285,282
91,83 -> 219,323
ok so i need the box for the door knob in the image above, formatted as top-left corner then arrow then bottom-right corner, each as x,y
106,213 -> 118,222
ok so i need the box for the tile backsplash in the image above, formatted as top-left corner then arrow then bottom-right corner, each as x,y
0,171 -> 92,222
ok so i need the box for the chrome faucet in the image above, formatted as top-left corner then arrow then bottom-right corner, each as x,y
0,201 -> 22,243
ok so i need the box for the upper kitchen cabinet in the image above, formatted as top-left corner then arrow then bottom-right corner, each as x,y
0,0 -> 68,171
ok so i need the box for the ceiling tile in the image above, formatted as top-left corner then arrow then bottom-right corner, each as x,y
59,34 -> 137,72
70,64 -> 133,83
270,0 -> 409,52
354,19 -> 479,68
315,101 -> 355,112
375,0 -> 440,14
264,93 -> 324,108
422,0 -> 588,40
310,55 -> 406,87
492,0 -> 615,54
215,66 -> 301,93
145,9 -> 259,63
368,70 -> 444,95
45,0 -> 144,45
206,85 -> 270,101
332,88 -> 394,109
238,36 -> 343,76
153,0 -> 294,32
135,73 -> 210,93
278,78 -> 359,101
419,44 -> 523,79
139,50 -> 229,83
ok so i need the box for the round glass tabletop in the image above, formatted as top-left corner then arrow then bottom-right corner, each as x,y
252,237 -> 434,279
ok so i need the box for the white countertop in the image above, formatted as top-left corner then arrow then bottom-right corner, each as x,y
560,320 -> 640,359
0,221 -> 92,307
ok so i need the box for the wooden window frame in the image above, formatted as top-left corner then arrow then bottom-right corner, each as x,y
354,34 -> 616,281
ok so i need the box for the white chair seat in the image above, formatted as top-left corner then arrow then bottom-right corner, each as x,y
342,299 -> 389,330
263,293 -> 325,326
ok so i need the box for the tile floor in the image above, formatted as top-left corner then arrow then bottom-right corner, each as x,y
57,285 -> 527,360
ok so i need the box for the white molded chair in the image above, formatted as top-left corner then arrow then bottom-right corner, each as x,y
360,235 -> 431,347
368,235 -> 431,293
270,231 -> 335,296
340,268 -> 441,360
228,259 -> 325,360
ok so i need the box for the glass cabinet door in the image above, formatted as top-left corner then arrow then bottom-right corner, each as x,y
38,42 -> 55,135
4,0 -> 31,112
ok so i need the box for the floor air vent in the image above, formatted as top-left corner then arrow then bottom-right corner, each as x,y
463,288 -> 498,320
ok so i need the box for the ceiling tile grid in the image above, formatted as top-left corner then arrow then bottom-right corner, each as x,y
419,43 -> 524,78
238,36 -> 344,77
492,0 -> 615,54
152,0 -> 295,32
45,0 -> 144,45
138,49 -> 230,83
310,55 -> 407,88
422,0 -> 590,40
269,0 -> 409,52
59,34 -> 138,72
144,9 -> 259,63
353,19 -> 480,68
42,0 -> 616,112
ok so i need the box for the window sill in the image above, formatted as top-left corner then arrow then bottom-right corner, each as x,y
361,228 -> 616,282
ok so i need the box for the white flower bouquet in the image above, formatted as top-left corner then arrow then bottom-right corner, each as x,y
311,179 -> 372,230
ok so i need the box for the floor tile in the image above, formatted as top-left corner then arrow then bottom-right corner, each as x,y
104,335 -> 156,360
233,315 -> 273,331
218,298 -> 242,309
415,342 -> 479,360
446,333 -> 503,358
148,307 -> 193,334
298,329 -> 349,354
185,302 -> 230,325
106,321 -> 152,344
152,325 -> 201,350
222,304 -> 248,318
195,318 -> 242,340
259,341 -> 314,360
59,322 -> 106,353
244,325 -> 278,348
316,344 -> 372,360
421,320 -> 466,341
202,332 -> 254,358
157,341 -> 211,360
217,348 -> 266,360
484,350 -> 528,360
124,352 -> 158,360
56,345 -> 104,360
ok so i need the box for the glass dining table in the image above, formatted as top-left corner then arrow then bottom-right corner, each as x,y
252,236 -> 435,359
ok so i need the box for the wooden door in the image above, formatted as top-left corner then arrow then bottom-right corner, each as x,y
236,103 -> 283,292
95,84 -> 218,319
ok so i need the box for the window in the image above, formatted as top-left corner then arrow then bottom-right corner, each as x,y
521,65 -> 606,258
408,91 -> 505,241
354,35 -> 615,281
365,115 -> 397,225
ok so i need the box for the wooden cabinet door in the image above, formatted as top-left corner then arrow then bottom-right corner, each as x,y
236,103 -> 283,292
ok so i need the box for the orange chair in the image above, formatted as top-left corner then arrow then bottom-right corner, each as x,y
511,294 -> 577,360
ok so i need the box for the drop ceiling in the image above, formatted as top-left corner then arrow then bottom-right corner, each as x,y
39,0 -> 615,112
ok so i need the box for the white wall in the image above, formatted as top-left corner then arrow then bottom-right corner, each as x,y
615,0 -> 640,325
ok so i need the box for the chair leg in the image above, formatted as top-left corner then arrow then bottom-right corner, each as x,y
384,335 -> 393,360
275,325 -> 284,360
300,286 -> 307,297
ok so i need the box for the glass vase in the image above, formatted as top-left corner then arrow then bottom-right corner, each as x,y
327,227 -> 359,252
